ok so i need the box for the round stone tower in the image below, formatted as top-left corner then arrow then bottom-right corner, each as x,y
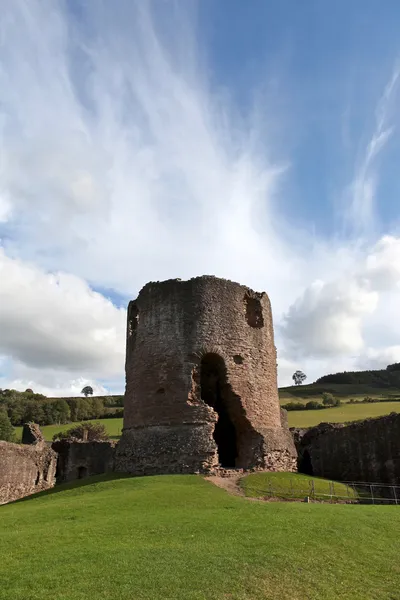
115,276 -> 297,475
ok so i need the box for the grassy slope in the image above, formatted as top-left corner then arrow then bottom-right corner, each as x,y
286,401 -> 400,428
14,418 -> 124,442
241,472 -> 357,501
1,475 -> 400,600
279,383 -> 400,402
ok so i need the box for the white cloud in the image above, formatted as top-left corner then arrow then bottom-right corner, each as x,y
364,235 -> 400,291
0,1 -> 399,394
281,278 -> 378,358
355,346 -> 400,371
345,65 -> 400,232
281,234 -> 400,367
0,249 -> 125,377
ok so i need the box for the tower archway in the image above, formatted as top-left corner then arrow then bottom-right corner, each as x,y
200,353 -> 237,468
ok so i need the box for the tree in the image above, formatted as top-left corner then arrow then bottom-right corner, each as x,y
322,392 -> 335,406
53,422 -> 109,442
292,370 -> 307,386
305,400 -> 322,410
0,409 -> 15,442
81,386 -> 93,397
53,399 -> 71,424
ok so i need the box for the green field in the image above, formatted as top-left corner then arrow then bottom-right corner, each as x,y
279,383 -> 400,403
13,398 -> 400,441
1,474 -> 399,600
286,401 -> 400,428
241,472 -> 358,501
14,418 -> 124,442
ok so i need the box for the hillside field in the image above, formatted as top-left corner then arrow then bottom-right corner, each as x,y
285,401 -> 400,428
279,383 -> 400,402
14,398 -> 400,441
1,474 -> 399,600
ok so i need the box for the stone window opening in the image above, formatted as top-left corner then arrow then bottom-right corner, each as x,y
77,466 -> 88,479
35,471 -> 40,486
233,354 -> 244,365
244,294 -> 264,328
299,449 -> 313,476
127,303 -> 139,339
200,353 -> 238,468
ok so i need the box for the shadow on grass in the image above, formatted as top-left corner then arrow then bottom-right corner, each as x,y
12,472 -> 134,504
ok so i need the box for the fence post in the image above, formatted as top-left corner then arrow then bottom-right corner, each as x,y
310,479 -> 315,499
329,481 -> 333,503
393,486 -> 398,506
268,481 -> 273,498
370,484 -> 375,505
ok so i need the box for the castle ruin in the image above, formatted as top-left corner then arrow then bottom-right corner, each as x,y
115,276 -> 297,475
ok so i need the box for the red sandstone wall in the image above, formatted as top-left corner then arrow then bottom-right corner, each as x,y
124,276 -> 282,432
0,441 -> 57,505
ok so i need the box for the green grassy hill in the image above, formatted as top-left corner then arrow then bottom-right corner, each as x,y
14,418 -> 123,442
279,383 -> 400,402
286,401 -> 400,428
13,397 -> 400,441
1,474 -> 399,600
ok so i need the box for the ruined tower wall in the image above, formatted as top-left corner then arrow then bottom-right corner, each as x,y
0,440 -> 57,505
116,276 -> 297,475
295,413 -> 400,484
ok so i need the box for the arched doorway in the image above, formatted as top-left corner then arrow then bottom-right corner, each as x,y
299,449 -> 313,476
200,353 -> 237,468
77,466 -> 88,479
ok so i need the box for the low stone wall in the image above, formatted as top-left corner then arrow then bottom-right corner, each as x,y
52,439 -> 116,483
293,413 -> 400,484
0,440 -> 57,505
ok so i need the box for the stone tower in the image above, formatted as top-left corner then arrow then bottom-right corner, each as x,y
115,276 -> 297,475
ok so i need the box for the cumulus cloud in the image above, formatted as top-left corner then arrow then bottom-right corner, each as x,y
364,235 -> 400,291
0,1 -> 399,393
281,278 -> 378,358
0,249 -> 125,376
355,346 -> 400,371
281,234 -> 400,364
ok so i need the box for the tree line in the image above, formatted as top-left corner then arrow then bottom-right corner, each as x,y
316,363 -> 400,387
0,389 -> 124,428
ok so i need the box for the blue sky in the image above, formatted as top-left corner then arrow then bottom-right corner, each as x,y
0,0 -> 400,396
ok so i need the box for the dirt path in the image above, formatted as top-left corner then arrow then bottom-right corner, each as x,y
204,474 -> 244,496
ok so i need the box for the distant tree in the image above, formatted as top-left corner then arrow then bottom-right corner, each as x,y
0,409 -> 15,442
91,397 -> 105,419
322,392 -> 336,406
292,370 -> 307,386
25,388 -> 33,394
81,386 -> 93,397
53,422 -> 109,442
53,399 -> 71,424
305,400 -> 322,410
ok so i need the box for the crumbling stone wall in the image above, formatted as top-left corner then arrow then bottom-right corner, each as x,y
115,275 -> 297,475
0,424 -> 57,505
293,413 -> 400,484
52,440 -> 116,483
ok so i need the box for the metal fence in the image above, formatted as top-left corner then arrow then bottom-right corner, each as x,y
245,478 -> 400,505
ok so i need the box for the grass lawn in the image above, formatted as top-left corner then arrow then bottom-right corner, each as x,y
1,475 -> 399,600
279,383 -> 400,402
14,418 -> 124,442
241,472 -> 358,501
287,401 -> 400,428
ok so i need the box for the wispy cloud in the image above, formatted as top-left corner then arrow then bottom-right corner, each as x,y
0,0 -> 297,303
0,1 -> 400,393
346,63 -> 400,232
